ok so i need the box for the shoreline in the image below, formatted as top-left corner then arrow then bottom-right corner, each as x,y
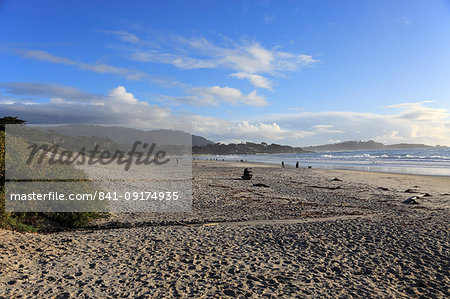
197,158 -> 450,178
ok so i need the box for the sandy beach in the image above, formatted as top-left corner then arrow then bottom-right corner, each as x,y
1,160 -> 449,297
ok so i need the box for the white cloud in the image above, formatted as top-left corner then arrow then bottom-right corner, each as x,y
130,52 -> 218,69
162,86 -> 268,106
0,92 -> 30,105
16,49 -> 146,80
398,17 -> 411,26
233,122 -> 284,139
227,121 -> 312,141
230,72 -> 273,90
328,139 -> 341,144
98,30 -> 141,43
109,86 -> 139,104
0,82 -> 98,101
410,125 -> 419,138
22,50 -> 76,64
313,124 -> 345,134
385,101 -> 449,121
130,37 -> 317,75
256,102 -> 450,146
191,120 -> 314,144
77,63 -> 145,80
97,31 -> 317,90
0,84 -> 172,128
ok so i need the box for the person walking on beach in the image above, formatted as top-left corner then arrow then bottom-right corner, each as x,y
282,161 -> 285,168
296,161 -> 299,168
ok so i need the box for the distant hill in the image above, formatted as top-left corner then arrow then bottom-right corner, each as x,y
193,142 -> 308,155
26,126 -> 446,154
35,125 -> 213,147
33,126 -> 307,155
303,140 -> 438,152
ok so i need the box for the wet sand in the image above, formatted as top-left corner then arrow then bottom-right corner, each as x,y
1,160 -> 449,297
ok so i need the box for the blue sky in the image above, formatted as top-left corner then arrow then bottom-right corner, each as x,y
1,0 -> 449,146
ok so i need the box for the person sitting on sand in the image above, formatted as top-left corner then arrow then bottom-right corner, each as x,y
242,168 -> 253,180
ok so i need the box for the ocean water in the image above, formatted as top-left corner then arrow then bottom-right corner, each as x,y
204,147 -> 450,176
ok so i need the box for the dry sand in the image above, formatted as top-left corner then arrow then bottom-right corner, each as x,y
1,160 -> 449,298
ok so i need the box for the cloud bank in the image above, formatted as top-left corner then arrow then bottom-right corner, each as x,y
1,82 -> 449,146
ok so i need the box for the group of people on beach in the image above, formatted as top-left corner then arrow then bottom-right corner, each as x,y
242,161 -> 307,180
